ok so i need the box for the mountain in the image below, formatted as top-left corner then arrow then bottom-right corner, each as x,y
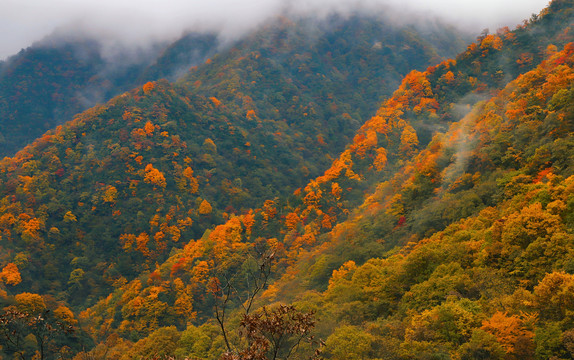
0,13 -> 467,309
1,0 -> 574,359
70,0 -> 574,358
0,15 -> 465,160
0,33 -> 219,158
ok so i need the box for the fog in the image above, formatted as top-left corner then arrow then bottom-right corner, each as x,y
0,0 -> 550,59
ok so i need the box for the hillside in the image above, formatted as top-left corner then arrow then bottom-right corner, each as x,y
1,0 -> 574,359
59,0 -> 574,359
0,14 -> 467,309
0,34 -> 219,157
0,15 -> 465,160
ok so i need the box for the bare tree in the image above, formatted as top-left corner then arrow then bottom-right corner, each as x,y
208,250 -> 322,360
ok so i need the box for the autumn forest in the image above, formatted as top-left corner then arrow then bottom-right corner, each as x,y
1,0 -> 574,359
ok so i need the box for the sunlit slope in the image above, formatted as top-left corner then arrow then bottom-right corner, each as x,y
281,41 -> 574,360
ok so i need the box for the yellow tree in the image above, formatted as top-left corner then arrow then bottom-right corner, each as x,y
199,200 -> 213,215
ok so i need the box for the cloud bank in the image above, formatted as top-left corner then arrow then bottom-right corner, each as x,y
0,0 -> 550,59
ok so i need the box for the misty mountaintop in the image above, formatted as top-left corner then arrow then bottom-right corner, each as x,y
0,12 -> 469,157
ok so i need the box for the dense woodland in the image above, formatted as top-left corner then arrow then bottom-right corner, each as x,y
0,0 -> 574,359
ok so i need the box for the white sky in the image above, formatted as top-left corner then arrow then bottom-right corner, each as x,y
0,0 -> 551,60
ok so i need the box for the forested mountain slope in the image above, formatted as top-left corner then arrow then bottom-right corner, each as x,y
56,1 -> 574,359
0,34 -> 219,157
0,14 -> 466,309
0,14 -> 465,160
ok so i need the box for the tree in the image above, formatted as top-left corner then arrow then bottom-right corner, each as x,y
325,325 -> 373,360
400,125 -> 418,156
144,164 -> 167,188
0,307 -> 74,360
458,329 -> 505,360
1,263 -> 22,286
199,199 -> 213,215
481,311 -> 535,359
209,249 -> 323,360
221,305 -> 321,360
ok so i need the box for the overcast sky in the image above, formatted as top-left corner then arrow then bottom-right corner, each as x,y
0,0 -> 551,60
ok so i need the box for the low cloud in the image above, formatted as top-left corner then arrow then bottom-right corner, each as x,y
0,0 -> 550,59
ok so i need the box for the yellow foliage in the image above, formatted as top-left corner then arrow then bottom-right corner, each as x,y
64,211 -> 77,222
15,292 -> 46,314
102,186 -> 118,203
400,125 -> 419,155
203,138 -> 217,153
199,199 -> 213,215
328,261 -> 357,290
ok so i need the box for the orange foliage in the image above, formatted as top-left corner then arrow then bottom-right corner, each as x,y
1,263 -> 22,285
321,214 -> 333,229
182,167 -> 199,193
136,232 -> 151,257
481,312 -> 534,357
210,97 -> 222,107
121,233 -> 137,251
142,82 -> 155,94
54,306 -> 77,325
443,71 -> 455,83
285,212 -> 301,231
262,200 -> 277,221
246,109 -> 257,120
331,182 -> 342,200
400,125 -> 419,154
374,147 -> 388,171
199,199 -> 213,215
144,121 -> 155,136
303,183 -> 323,208
209,217 -> 245,260
21,217 -> 42,240
480,34 -> 504,53
352,130 -> 378,158
242,211 -> 255,236
144,164 -> 167,188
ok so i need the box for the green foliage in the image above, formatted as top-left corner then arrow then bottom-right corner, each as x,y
325,325 -> 374,360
